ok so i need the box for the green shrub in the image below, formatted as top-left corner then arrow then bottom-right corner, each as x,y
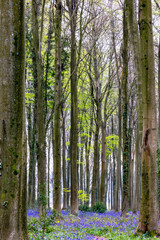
79,204 -> 91,212
92,201 -> 106,213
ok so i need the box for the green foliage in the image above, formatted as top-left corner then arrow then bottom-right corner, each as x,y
78,190 -> 89,203
91,201 -> 106,213
106,134 -> 119,157
66,141 -> 70,146
25,92 -> 35,104
27,214 -> 55,238
77,161 -> 85,165
86,227 -> 108,236
79,204 -> 91,212
52,209 -> 63,220
63,188 -> 71,193
27,218 -> 39,233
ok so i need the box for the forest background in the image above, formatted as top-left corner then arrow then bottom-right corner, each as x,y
1,0 -> 160,239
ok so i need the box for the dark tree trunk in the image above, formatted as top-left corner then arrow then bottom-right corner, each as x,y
32,0 -> 46,215
62,109 -> 67,209
0,0 -> 28,238
53,0 -> 62,213
67,0 -> 79,215
121,1 -> 129,217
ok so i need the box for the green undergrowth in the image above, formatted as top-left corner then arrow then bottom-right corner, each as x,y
27,210 -> 160,239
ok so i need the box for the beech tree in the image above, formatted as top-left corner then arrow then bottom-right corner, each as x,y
0,0 -> 28,239
136,0 -> 159,235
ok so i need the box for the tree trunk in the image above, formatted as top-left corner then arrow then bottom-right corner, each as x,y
121,1 -> 129,217
91,102 -> 101,206
157,37 -> 160,215
53,0 -> 62,213
62,109 -> 67,209
126,0 -> 142,214
80,134 -> 84,202
48,138 -> 50,209
111,8 -> 122,212
27,103 -> 36,209
100,123 -> 107,204
32,0 -> 47,215
112,117 -> 116,210
136,0 -> 159,234
67,0 -> 79,215
0,0 -> 28,239
67,145 -> 71,208
133,124 -> 141,213
91,36 -> 101,206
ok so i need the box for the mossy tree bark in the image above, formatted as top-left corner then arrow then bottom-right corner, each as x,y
53,0 -> 62,213
0,0 -> 28,239
135,0 -> 159,234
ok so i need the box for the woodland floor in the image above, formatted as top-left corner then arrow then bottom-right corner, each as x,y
27,209 -> 160,239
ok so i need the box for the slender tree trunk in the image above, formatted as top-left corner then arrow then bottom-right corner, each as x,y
0,0 -> 28,238
48,138 -> 50,209
85,90 -> 94,206
158,36 -> 160,214
91,37 -> 101,206
32,0 -> 46,215
91,104 -> 101,206
116,85 -> 122,212
27,104 -> 33,208
133,124 -> 141,213
53,0 -> 62,213
100,122 -> 106,204
85,141 -> 90,205
27,104 -> 36,209
112,117 -> 116,210
80,132 -> 84,197
67,0 -> 79,215
111,9 -> 122,212
62,109 -> 67,209
136,0 -> 159,234
128,98 -> 134,211
121,1 -> 129,217
67,145 -> 71,207
126,0 -> 142,214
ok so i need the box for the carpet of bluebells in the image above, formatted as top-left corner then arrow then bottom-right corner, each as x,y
27,209 -> 160,239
